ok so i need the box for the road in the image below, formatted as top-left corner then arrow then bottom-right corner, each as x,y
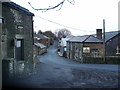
39,41 -> 119,72
3,40 -> 120,88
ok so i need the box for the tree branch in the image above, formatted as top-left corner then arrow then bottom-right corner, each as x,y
67,0 -> 75,5
28,0 -> 75,11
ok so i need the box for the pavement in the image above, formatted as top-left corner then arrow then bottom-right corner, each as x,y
2,40 -> 120,89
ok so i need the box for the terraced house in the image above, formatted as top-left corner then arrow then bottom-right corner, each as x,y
2,2 -> 34,77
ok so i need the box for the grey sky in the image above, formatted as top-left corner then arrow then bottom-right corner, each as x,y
11,0 -> 119,36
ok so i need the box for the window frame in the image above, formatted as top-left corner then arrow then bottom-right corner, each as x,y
83,47 -> 90,53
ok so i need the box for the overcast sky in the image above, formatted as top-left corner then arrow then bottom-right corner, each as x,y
10,0 -> 119,36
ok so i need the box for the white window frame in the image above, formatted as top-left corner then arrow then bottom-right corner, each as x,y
116,46 -> 120,54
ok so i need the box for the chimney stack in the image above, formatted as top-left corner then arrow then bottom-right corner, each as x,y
96,29 -> 102,39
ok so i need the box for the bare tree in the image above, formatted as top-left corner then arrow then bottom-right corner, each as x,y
28,0 -> 75,12
56,28 -> 72,39
38,30 -> 43,34
43,31 -> 55,39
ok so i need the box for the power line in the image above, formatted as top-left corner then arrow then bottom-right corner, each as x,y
35,15 -> 94,32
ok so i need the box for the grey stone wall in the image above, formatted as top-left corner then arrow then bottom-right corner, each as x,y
67,41 -> 103,62
106,34 -> 120,56
67,42 -> 83,61
2,3 -> 34,75
0,1 -> 2,89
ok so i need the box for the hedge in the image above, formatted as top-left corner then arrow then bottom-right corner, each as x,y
83,56 -> 120,64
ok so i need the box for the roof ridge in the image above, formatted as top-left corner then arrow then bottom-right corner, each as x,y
83,35 -> 91,42
3,2 -> 34,16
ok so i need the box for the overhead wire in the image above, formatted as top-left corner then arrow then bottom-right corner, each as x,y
35,15 -> 95,33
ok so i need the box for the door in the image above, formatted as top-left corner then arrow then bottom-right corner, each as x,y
15,39 -> 24,60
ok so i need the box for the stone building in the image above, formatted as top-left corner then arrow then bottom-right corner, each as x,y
34,42 -> 47,56
66,29 -> 120,63
2,2 -> 34,77
93,29 -> 120,56
34,34 -> 50,47
104,31 -> 120,56
66,34 -> 103,62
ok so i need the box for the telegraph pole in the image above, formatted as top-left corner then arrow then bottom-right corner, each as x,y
103,19 -> 106,63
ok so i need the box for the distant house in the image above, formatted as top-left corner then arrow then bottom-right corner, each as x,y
34,34 -> 50,47
2,2 -> 34,76
34,42 -> 47,56
59,37 -> 72,57
66,34 -> 103,62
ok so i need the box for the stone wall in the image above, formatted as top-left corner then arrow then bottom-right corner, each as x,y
106,34 -> 120,56
0,1 -> 2,89
67,41 -> 103,62
83,43 -> 104,57
2,3 -> 34,76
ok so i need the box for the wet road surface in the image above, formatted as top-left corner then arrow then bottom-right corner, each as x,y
3,41 -> 120,88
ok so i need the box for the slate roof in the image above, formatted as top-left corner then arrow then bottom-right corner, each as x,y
104,31 -> 120,42
68,35 -> 103,43
2,2 -> 34,16
68,35 -> 88,42
34,43 -> 46,49
93,31 -> 120,42
34,34 -> 49,39
84,35 -> 103,43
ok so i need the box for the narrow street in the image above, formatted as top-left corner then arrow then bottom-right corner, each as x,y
4,41 -> 119,88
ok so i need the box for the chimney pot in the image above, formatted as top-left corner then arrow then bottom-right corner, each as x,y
96,29 -> 102,39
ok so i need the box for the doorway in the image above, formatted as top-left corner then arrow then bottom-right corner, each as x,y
15,39 -> 24,60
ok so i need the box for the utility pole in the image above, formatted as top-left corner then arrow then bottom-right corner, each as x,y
103,19 -> 106,63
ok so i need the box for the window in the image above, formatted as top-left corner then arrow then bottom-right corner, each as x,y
0,18 -> 4,23
0,18 -> 2,23
16,40 -> 21,47
116,46 -> 120,54
91,49 -> 99,57
83,47 -> 90,53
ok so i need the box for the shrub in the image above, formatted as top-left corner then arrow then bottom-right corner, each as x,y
83,56 -> 120,64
